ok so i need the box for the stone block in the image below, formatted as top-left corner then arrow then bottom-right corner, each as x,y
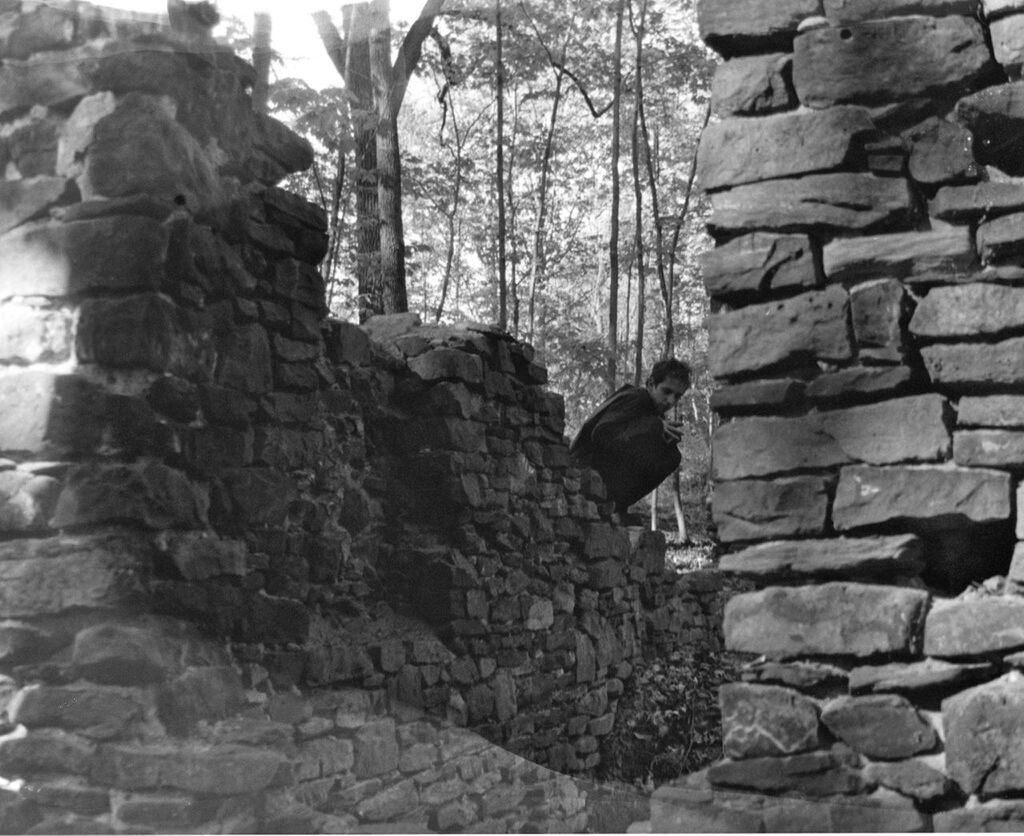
821,695 -> 937,759
922,337 -> 1024,390
697,0 -> 823,55
864,760 -> 950,802
0,619 -> 60,664
709,172 -> 915,235
216,325 -> 274,394
0,176 -> 69,236
954,429 -> 1024,468
0,728 -> 95,776
0,469 -> 60,532
990,13 -> 1024,75
740,660 -> 849,693
906,117 -> 979,184
712,415 -> 848,480
354,719 -> 399,778
719,683 -> 820,759
712,476 -> 829,543
944,676 -> 1024,795
724,583 -> 929,657
155,532 -> 247,581
73,622 -> 180,685
958,395 -> 1024,427
930,181 -> 1024,221
833,465 -> 1012,529
708,748 -> 864,796
701,232 -> 819,299
356,777 -> 419,822
850,279 -> 908,362
0,304 -> 72,365
0,49 -> 91,116
822,226 -> 977,283
911,283 -> 1024,340
719,534 -> 924,580
978,211 -> 1024,263
711,53 -> 794,116
23,778 -> 111,816
10,683 -> 151,740
956,82 -> 1024,174
697,106 -> 875,191
792,16 -> 993,108
805,365 -> 915,406
111,792 -> 205,831
158,666 -> 245,734
925,596 -> 1024,656
849,658 -> 995,694
408,348 -> 484,384
823,0 -> 979,22
935,800 -> 1024,831
710,378 -> 806,414
708,285 -> 850,379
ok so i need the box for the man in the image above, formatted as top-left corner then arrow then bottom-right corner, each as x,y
570,359 -> 691,513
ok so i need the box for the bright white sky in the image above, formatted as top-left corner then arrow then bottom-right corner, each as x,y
99,0 -> 430,89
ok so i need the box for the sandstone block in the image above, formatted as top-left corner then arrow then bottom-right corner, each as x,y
10,683 -> 151,740
724,583 -> 929,657
806,365 -> 915,406
709,173 -> 915,235
708,285 -> 850,379
0,728 -> 95,776
956,82 -> 1024,175
793,16 -> 993,108
0,304 -> 72,365
925,596 -> 1024,656
0,469 -> 60,532
701,232 -> 818,300
935,800 -> 1024,832
822,226 -> 977,283
0,50 -> 91,116
978,211 -> 1024,263
912,283 -> 1024,340
719,534 -> 924,580
930,181 -> 1024,221
850,279 -> 908,362
719,683 -> 821,759
819,394 -> 952,464
357,778 -> 419,822
906,117 -> 979,184
834,464 -> 1012,529
156,532 -> 247,581
921,337 -> 1024,390
849,659 -> 995,694
863,760 -> 950,802
707,748 -> 864,796
823,0 -> 979,22
944,676 -> 1024,795
710,378 -> 806,414
740,660 -> 849,693
408,348 -> 484,384
697,0 -> 822,55
216,325 -> 274,394
354,720 -> 399,778
990,13 -> 1024,75
712,476 -> 828,542
712,415 -> 849,479
711,53 -> 794,116
697,106 -> 874,191
954,429 -> 1024,468
958,395 -> 1024,427
821,694 -> 937,759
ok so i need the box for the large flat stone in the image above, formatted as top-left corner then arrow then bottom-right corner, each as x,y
701,232 -> 819,300
709,173 -> 915,235
793,16 -> 993,108
712,476 -> 829,543
956,82 -> 1024,175
930,181 -> 1024,221
719,683 -> 821,759
740,660 -> 849,693
954,429 -> 1024,467
911,283 -> 1024,340
978,211 -> 1024,264
711,53 -> 795,116
935,800 -> 1024,832
863,760 -> 950,803
991,14 -> 1024,77
925,596 -> 1024,656
822,227 -> 977,283
0,176 -> 69,236
697,106 -> 874,191
821,694 -> 937,759
957,395 -> 1024,427
834,464 -> 1012,529
707,749 -> 865,796
719,534 -> 925,580
944,676 -> 1024,796
710,378 -> 806,415
906,117 -> 979,185
708,285 -> 851,379
697,0 -> 823,56
712,415 -> 850,480
823,0 -> 980,22
805,365 -> 915,406
921,337 -> 1024,390
849,658 -> 996,694
724,583 -> 929,657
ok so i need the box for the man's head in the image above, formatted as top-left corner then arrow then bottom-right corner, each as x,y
646,358 -> 691,414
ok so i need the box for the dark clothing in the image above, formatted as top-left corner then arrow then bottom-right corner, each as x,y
570,385 -> 682,511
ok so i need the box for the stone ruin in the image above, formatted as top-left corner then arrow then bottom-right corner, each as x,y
0,2 -> 728,832
650,0 -> 1024,831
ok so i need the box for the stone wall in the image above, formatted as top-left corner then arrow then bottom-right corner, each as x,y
656,0 -> 1024,831
0,3 -> 724,831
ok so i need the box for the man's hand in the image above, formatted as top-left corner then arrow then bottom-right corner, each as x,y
662,419 -> 684,443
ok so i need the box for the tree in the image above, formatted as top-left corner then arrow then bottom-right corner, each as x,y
607,0 -> 625,395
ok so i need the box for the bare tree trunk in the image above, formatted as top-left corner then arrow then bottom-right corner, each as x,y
435,86 -> 465,323
252,12 -> 272,114
507,82 -> 520,337
607,0 -> 625,394
495,0 -> 508,331
324,145 -> 347,312
631,84 -> 645,387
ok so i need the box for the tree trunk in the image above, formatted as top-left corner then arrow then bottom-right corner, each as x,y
631,81 -> 645,387
251,12 -> 272,114
495,0 -> 508,331
607,0 -> 625,394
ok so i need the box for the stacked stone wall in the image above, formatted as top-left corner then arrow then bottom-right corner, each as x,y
0,3 -> 724,831
657,0 -> 1024,831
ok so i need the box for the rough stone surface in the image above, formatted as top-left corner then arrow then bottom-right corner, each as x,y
724,583 -> 929,658
710,379 -> 806,415
709,173 -> 915,235
935,800 -> 1024,832
978,211 -> 1024,264
697,0 -> 823,55
707,748 -> 865,796
821,694 -> 937,759
711,53 -> 795,116
955,82 -> 1024,175
906,117 -> 979,185
740,660 -> 849,694
719,683 -> 820,759
823,0 -> 980,22
925,596 -> 1024,656
850,279 -> 908,363
697,106 -> 875,191
712,415 -> 849,480
954,429 -> 1024,467
833,464 -> 1012,529
793,16 -> 993,108
805,365 -> 915,406
701,232 -> 819,299
822,226 -> 977,283
922,337 -> 1024,390
849,659 -> 995,694
911,283 -> 1024,340
944,676 -> 1024,796
958,395 -> 1024,427
712,476 -> 828,543
719,534 -> 925,580
863,759 -> 950,802
930,181 -> 1024,221
990,13 -> 1024,75
709,286 -> 850,379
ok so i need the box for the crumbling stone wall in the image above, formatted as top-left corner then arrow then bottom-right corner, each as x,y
0,3 -> 724,832
654,0 -> 1024,831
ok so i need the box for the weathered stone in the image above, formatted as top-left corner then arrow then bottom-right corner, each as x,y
849,658 -> 995,694
906,117 -> 979,184
850,279 -> 908,363
697,0 -> 822,55
711,53 -> 794,116
0,469 -> 60,532
720,534 -> 924,580
922,337 -> 1024,390
0,49 -> 91,116
712,415 -> 849,479
408,348 -> 484,384
724,583 -> 929,657
215,325 -> 274,394
930,181 -> 1024,221
978,211 -> 1024,264
0,619 -> 60,664
912,283 -> 1024,341
956,82 -> 1024,175
834,465 -> 1012,529
719,683 -> 820,759
112,791 -> 206,830
701,232 -> 819,299
10,683 -> 151,740
793,16 -> 993,108
740,660 -> 849,693
710,378 -> 806,414
363,313 -> 422,343
353,719 -> 399,778
0,304 -> 73,365
708,285 -> 850,379
708,748 -> 864,796
651,781 -> 763,833
958,395 -> 1024,427
709,172 -> 915,235
73,622 -> 180,685
0,531 -> 148,618
821,694 -> 937,759
944,676 -> 1024,796
712,476 -> 829,543
23,777 -> 111,816
0,728 -> 95,776
697,106 -> 875,191
990,13 -> 1024,75
0,176 -> 69,236
823,0 -> 979,22
159,667 -> 245,734
954,429 -> 1024,467
357,778 -> 419,822
155,532 -> 247,581
762,792 -> 930,833
822,226 -> 977,283
925,596 -> 1024,656
935,800 -> 1024,832
805,365 -> 915,406
864,759 -> 950,802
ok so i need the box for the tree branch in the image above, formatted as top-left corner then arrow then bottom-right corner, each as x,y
311,10 -> 346,79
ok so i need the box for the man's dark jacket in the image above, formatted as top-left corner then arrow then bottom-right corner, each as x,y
569,385 -> 681,511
